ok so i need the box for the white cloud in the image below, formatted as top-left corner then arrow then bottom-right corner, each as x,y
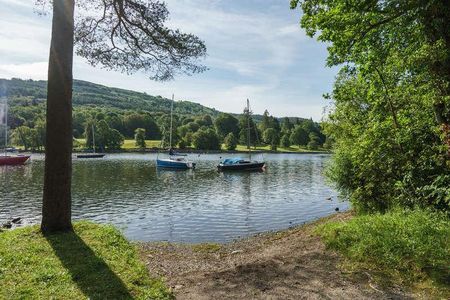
0,61 -> 48,79
0,0 -> 336,120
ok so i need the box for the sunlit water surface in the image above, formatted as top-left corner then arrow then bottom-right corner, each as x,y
0,153 -> 348,243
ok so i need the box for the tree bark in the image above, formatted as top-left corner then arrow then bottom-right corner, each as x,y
41,0 -> 75,233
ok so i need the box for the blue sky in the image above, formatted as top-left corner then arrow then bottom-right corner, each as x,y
0,0 -> 337,120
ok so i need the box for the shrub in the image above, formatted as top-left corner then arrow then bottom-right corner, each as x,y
317,209 -> 450,284
192,128 -> 221,150
134,128 -> 146,149
280,134 -> 290,148
224,132 -> 237,151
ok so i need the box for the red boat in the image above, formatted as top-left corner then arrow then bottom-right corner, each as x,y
0,155 -> 30,166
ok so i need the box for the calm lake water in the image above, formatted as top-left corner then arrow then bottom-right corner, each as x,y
0,153 -> 348,243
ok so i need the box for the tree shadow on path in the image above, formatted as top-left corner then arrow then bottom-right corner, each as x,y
45,231 -> 133,300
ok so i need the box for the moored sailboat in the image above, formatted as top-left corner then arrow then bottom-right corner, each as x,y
156,95 -> 196,169
0,98 -> 30,166
77,124 -> 105,159
218,99 -> 265,171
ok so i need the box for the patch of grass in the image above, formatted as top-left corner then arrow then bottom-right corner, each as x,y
73,138 -> 327,153
317,209 -> 450,294
192,243 -> 222,253
230,144 -> 326,153
0,222 -> 173,300
122,139 -> 161,149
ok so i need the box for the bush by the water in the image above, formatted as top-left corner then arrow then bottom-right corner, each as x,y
318,209 -> 450,286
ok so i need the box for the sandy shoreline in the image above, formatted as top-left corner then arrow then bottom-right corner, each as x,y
138,212 -> 416,299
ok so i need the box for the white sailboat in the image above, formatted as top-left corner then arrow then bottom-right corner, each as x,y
77,124 -> 105,158
218,99 -> 265,171
156,94 -> 195,169
0,97 -> 30,165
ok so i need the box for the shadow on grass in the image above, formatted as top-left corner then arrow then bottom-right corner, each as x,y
45,231 -> 133,300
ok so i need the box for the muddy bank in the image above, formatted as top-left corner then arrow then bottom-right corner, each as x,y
138,212 -> 416,299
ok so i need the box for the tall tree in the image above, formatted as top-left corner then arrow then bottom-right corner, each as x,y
38,0 -> 206,232
41,0 -> 75,232
291,0 -> 450,212
214,113 -> 240,139
290,0 -> 450,156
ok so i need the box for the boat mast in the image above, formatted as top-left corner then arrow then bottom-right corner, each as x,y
169,94 -> 174,150
247,98 -> 251,160
92,124 -> 96,154
3,97 -> 7,156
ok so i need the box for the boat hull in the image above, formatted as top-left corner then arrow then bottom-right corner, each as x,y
0,155 -> 30,166
77,154 -> 105,159
157,159 -> 195,169
218,161 -> 265,171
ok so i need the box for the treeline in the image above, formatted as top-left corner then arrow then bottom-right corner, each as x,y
0,78 -> 326,151
4,102 -> 326,151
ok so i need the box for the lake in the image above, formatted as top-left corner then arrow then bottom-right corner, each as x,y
0,153 -> 348,243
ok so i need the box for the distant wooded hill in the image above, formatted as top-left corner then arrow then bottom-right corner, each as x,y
0,78 -> 220,117
0,78 -> 325,152
0,78 -> 310,122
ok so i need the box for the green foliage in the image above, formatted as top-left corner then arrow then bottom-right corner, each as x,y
135,128 -> 146,149
280,134 -> 290,148
324,69 -> 450,212
106,129 -> 124,150
1,79 -> 218,116
192,128 -> 221,150
224,132 -> 238,151
11,122 -> 45,151
11,126 -> 33,151
307,132 -> 320,150
263,128 -> 279,151
1,78 -> 327,152
214,113 -> 240,139
290,125 -> 308,147
293,0 -> 450,212
124,113 -> 160,139
178,139 -> 187,149
0,221 -> 173,299
318,209 -> 450,286
85,120 -> 124,151
281,117 -> 293,133
239,112 -> 259,148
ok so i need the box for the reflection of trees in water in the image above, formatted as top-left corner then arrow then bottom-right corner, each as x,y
222,172 -> 255,230
2,154 -> 338,241
0,163 -> 42,221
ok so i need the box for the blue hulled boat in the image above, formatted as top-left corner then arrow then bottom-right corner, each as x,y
156,156 -> 196,169
156,95 -> 196,170
218,99 -> 265,171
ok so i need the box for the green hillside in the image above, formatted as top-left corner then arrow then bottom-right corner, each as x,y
0,78 -> 326,152
0,78 -> 219,116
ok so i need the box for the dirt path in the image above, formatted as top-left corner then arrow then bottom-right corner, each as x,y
139,212 -> 414,299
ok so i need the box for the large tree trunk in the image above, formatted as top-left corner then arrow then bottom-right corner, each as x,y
41,0 -> 75,233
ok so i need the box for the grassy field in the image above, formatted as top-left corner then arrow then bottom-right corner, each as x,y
233,144 -> 324,152
0,222 -> 172,300
74,138 -> 325,152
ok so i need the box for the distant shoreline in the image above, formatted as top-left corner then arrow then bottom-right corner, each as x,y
21,148 -> 331,155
